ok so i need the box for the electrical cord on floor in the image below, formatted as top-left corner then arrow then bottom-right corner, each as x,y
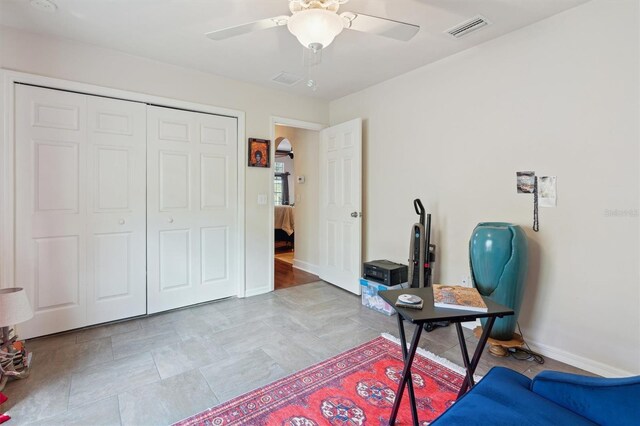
507,322 -> 545,365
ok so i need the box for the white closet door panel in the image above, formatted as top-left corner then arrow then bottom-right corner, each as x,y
159,229 -> 191,290
15,85 -> 88,338
16,86 -> 147,338
200,155 -> 227,209
147,107 -> 197,312
201,226 -> 228,283
196,113 -> 238,302
34,141 -> 79,211
93,232 -> 131,298
96,147 -> 130,209
147,106 -> 237,313
86,96 -> 147,324
34,235 -> 81,308
160,151 -> 191,210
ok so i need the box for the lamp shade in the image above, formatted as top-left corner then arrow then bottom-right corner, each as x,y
287,9 -> 345,49
0,287 -> 34,327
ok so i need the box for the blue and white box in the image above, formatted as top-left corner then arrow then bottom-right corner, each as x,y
360,278 -> 409,315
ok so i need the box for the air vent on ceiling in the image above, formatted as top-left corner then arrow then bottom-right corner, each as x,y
272,72 -> 303,87
445,15 -> 491,39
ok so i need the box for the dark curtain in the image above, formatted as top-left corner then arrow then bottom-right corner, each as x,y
276,172 -> 290,205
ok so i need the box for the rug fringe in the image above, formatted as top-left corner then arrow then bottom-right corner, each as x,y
381,333 -> 482,381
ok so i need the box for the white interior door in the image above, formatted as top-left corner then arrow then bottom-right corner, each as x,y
15,85 -> 88,337
147,106 -> 238,313
15,85 -> 147,338
85,95 -> 147,324
318,118 -> 362,294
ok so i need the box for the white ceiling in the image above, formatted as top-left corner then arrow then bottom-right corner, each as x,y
0,0 -> 590,100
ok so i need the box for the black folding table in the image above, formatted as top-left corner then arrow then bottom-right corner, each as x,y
379,287 -> 514,426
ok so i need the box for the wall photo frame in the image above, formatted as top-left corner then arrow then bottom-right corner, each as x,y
248,138 -> 270,168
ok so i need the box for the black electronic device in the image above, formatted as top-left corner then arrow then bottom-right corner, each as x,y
363,260 -> 408,286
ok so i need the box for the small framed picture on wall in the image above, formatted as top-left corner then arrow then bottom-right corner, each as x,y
248,138 -> 270,168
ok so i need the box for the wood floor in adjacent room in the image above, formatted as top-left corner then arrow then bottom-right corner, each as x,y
274,253 -> 319,289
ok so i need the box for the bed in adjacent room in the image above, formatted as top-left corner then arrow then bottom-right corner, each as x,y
274,205 -> 295,247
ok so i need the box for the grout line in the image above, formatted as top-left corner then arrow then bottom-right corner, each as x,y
68,337 -> 119,377
149,348 -> 162,380
116,394 -> 124,426
65,367 -> 73,413
198,366 -> 222,404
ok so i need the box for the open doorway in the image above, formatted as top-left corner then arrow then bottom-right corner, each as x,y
273,136 -> 295,262
271,118 -> 324,290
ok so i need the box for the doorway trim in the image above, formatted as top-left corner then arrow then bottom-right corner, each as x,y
0,69 -> 247,298
269,116 -> 325,292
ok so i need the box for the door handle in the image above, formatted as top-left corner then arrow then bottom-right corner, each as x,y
168,217 -> 174,223
118,219 -> 125,225
351,212 -> 361,218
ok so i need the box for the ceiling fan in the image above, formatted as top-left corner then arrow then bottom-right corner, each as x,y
206,0 -> 420,52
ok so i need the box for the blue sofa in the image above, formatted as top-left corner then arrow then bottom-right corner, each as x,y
431,366 -> 640,425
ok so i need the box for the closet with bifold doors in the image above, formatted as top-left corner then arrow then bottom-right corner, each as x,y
146,105 -> 238,314
14,84 -> 239,339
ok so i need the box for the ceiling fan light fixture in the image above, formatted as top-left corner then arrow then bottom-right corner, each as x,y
287,9 -> 345,50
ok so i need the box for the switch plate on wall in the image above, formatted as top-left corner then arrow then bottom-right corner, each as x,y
257,194 -> 267,205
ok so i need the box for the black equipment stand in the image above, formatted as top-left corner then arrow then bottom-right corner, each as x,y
408,199 -> 448,332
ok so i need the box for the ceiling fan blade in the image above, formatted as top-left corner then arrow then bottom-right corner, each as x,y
342,12 -> 419,41
206,16 -> 289,41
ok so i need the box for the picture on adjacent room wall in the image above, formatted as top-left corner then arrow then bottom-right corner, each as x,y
516,171 -> 536,193
248,138 -> 270,168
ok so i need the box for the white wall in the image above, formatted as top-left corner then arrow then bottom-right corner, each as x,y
330,0 -> 639,376
275,126 -> 320,271
0,26 -> 329,296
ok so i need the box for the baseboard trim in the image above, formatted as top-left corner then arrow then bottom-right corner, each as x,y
293,259 -> 320,276
524,337 -> 635,378
462,322 -> 633,377
244,286 -> 271,298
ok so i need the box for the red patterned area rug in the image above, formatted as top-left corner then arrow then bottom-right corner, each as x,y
175,334 -> 472,426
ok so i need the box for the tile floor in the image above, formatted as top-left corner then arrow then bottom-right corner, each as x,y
3,281 -> 594,425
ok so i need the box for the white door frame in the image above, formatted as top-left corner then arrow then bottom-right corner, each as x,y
269,116 -> 325,292
0,69 -> 247,298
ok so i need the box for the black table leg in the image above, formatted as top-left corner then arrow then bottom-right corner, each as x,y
389,315 -> 423,426
456,316 -> 497,398
454,322 -> 476,393
398,316 -> 420,425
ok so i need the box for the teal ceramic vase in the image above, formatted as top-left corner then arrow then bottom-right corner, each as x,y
469,222 -> 528,340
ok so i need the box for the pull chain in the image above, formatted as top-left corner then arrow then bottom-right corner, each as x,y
533,177 -> 539,232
